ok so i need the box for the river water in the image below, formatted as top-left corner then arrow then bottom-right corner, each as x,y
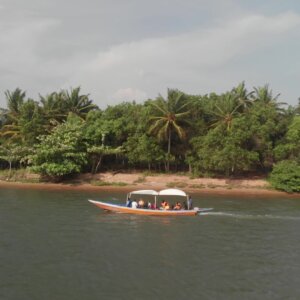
0,188 -> 300,300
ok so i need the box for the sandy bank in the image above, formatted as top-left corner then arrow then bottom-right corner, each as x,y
0,172 -> 299,198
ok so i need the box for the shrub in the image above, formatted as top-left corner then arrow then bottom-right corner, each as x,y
269,160 -> 300,193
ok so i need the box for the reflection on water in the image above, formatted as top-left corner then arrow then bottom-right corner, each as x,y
0,188 -> 300,300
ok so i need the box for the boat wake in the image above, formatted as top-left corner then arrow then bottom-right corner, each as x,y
200,211 -> 300,221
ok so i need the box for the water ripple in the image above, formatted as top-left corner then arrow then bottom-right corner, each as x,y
203,211 -> 300,221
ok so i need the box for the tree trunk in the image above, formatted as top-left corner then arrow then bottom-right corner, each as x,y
8,161 -> 12,179
167,128 -> 171,172
91,157 -> 96,174
94,155 -> 103,174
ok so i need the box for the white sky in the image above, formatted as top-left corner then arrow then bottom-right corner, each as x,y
0,0 -> 300,108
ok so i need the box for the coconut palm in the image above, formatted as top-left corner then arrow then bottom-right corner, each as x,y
208,93 -> 243,130
252,84 -> 286,111
0,88 -> 26,141
4,88 -> 26,122
148,89 -> 190,171
231,81 -> 254,111
60,87 -> 98,119
40,92 -> 66,129
0,108 -> 8,128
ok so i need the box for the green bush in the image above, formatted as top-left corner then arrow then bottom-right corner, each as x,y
269,160 -> 300,193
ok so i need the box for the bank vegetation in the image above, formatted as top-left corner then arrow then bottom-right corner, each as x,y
0,83 -> 299,193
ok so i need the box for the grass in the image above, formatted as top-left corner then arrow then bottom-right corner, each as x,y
206,184 -> 219,189
90,180 -> 128,187
0,168 -> 40,183
166,181 -> 188,188
133,175 -> 146,184
189,184 -> 205,189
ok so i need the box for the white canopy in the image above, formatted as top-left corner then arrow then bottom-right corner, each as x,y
158,189 -> 187,197
129,190 -> 158,196
129,189 -> 187,197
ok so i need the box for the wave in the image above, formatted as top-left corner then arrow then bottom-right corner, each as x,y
201,211 -> 300,221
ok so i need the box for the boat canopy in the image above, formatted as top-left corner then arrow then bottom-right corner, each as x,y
129,189 -> 187,197
158,189 -> 187,197
129,190 -> 158,196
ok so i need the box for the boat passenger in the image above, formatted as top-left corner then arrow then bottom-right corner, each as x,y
126,197 -> 132,207
174,202 -> 182,210
160,200 -> 166,209
164,202 -> 170,210
187,196 -> 193,210
148,202 -> 151,209
138,199 -> 145,208
131,200 -> 138,209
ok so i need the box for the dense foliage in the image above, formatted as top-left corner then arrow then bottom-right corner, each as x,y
0,83 -> 299,191
269,160 -> 300,193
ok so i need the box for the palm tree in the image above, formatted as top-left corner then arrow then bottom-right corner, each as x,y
252,84 -> 286,111
40,92 -> 66,129
0,88 -> 26,141
208,93 -> 242,130
60,87 -> 98,119
231,81 -> 254,111
4,88 -> 26,122
148,89 -> 190,171
0,108 -> 8,128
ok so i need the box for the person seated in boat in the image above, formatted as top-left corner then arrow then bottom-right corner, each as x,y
131,199 -> 138,209
126,197 -> 132,207
164,202 -> 170,210
147,201 -> 152,209
174,202 -> 182,210
160,200 -> 166,209
138,198 -> 145,208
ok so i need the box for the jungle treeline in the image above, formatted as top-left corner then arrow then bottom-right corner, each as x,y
0,83 -> 299,192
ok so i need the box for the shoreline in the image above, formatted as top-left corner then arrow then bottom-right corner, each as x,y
0,172 -> 299,198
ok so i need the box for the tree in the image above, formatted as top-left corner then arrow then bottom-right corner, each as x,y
87,145 -> 123,174
274,116 -> 300,162
124,134 -> 165,170
0,108 -> 8,128
231,81 -> 254,111
1,99 -> 45,144
269,160 -> 300,193
40,92 -> 66,129
1,88 -> 27,142
148,89 -> 190,171
252,84 -> 286,112
30,114 -> 87,180
60,87 -> 98,119
4,88 -> 26,121
206,92 -> 242,130
0,143 -> 30,178
247,101 -> 289,170
190,116 -> 259,176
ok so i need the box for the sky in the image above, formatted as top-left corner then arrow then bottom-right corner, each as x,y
0,0 -> 300,108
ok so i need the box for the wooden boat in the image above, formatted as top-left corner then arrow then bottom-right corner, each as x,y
88,189 -> 213,216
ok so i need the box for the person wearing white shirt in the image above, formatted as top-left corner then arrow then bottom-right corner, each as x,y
131,200 -> 138,209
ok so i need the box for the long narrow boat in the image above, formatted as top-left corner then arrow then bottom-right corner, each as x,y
88,189 -> 213,216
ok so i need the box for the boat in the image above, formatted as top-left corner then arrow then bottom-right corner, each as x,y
88,189 -> 213,216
